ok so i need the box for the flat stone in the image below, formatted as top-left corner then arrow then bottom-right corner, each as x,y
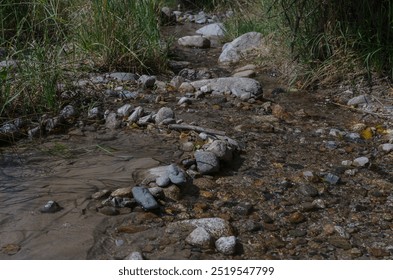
109,72 -> 137,81
194,150 -> 220,174
215,236 -> 237,255
328,237 -> 352,250
232,69 -> 256,78
347,94 -> 371,106
111,187 -> 132,198
178,36 -> 211,48
167,218 -> 233,239
196,23 -> 225,37
191,77 -> 262,100
132,186 -> 159,210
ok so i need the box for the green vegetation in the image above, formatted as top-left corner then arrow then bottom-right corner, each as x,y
223,0 -> 393,87
0,0 -> 167,120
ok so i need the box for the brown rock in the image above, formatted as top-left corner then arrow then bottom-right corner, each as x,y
328,237 -> 352,250
111,187 -> 132,198
287,212 -> 306,224
368,247 -> 390,258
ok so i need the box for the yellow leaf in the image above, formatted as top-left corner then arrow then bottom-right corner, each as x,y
376,125 -> 388,135
360,127 -> 373,140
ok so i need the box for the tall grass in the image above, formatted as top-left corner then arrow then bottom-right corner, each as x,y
224,0 -> 393,86
0,0 -> 168,121
78,0 -> 167,73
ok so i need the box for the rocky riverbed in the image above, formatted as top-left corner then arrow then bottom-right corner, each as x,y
1,9 -> 393,260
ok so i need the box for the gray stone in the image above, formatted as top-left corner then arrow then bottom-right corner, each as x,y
194,12 -> 208,24
380,143 -> 393,153
167,218 -> 233,239
170,76 -> 185,89
132,186 -> 159,210
329,128 -> 346,137
0,60 -> 17,70
148,187 -> 164,198
88,107 -> 103,119
298,185 -> 319,197
168,164 -> 187,186
232,69 -> 256,78
182,142 -> 195,152
60,105 -> 77,119
195,150 -> 220,174
117,104 -> 133,117
40,200 -> 62,213
109,72 -> 137,81
155,107 -> 174,124
347,94 -> 371,106
105,112 -> 121,129
156,175 -> 171,187
0,123 -> 19,140
119,90 -> 138,100
219,32 -> 263,64
185,227 -> 213,249
178,97 -> 192,105
178,36 -> 211,48
138,75 -> 156,89
125,251 -> 143,260
28,127 -> 41,140
353,157 -> 369,167
215,236 -> 237,255
191,77 -> 262,100
206,140 -> 233,162
128,106 -> 144,123
137,114 -> 153,126
324,173 -> 340,185
196,23 -> 226,37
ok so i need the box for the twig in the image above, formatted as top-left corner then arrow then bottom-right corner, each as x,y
168,124 -> 226,136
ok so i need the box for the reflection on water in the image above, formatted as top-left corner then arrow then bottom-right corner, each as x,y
0,130 -> 176,259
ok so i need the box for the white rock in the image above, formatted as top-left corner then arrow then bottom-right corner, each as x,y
185,227 -> 213,248
380,143 -> 393,153
117,104 -> 133,117
347,94 -> 371,106
178,36 -> 211,48
128,106 -> 144,123
215,236 -> 237,255
353,157 -> 369,167
155,107 -> 174,124
167,218 -> 233,239
206,140 -> 233,162
196,23 -> 226,37
125,251 -> 143,260
219,32 -> 263,64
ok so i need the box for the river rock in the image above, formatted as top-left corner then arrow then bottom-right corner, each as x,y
60,105 -> 77,119
196,23 -> 225,37
111,187 -> 132,198
380,143 -> 393,153
324,173 -> 340,185
40,200 -> 62,213
0,59 -> 17,70
88,107 -> 103,119
167,217 -> 233,239
105,112 -> 121,129
170,76 -> 185,88
128,106 -> 144,123
168,164 -> 187,186
117,104 -> 133,117
347,94 -> 371,106
138,75 -> 156,89
185,227 -> 213,249
178,36 -> 211,48
132,186 -> 159,210
215,236 -> 237,255
155,107 -> 174,124
163,185 -> 181,201
179,82 -> 195,93
206,140 -> 233,162
191,77 -> 262,100
0,123 -> 19,141
109,72 -> 137,81
353,156 -> 369,167
137,114 -> 153,126
219,32 -> 263,64
156,175 -> 170,187
194,150 -> 220,174
125,251 -> 144,260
